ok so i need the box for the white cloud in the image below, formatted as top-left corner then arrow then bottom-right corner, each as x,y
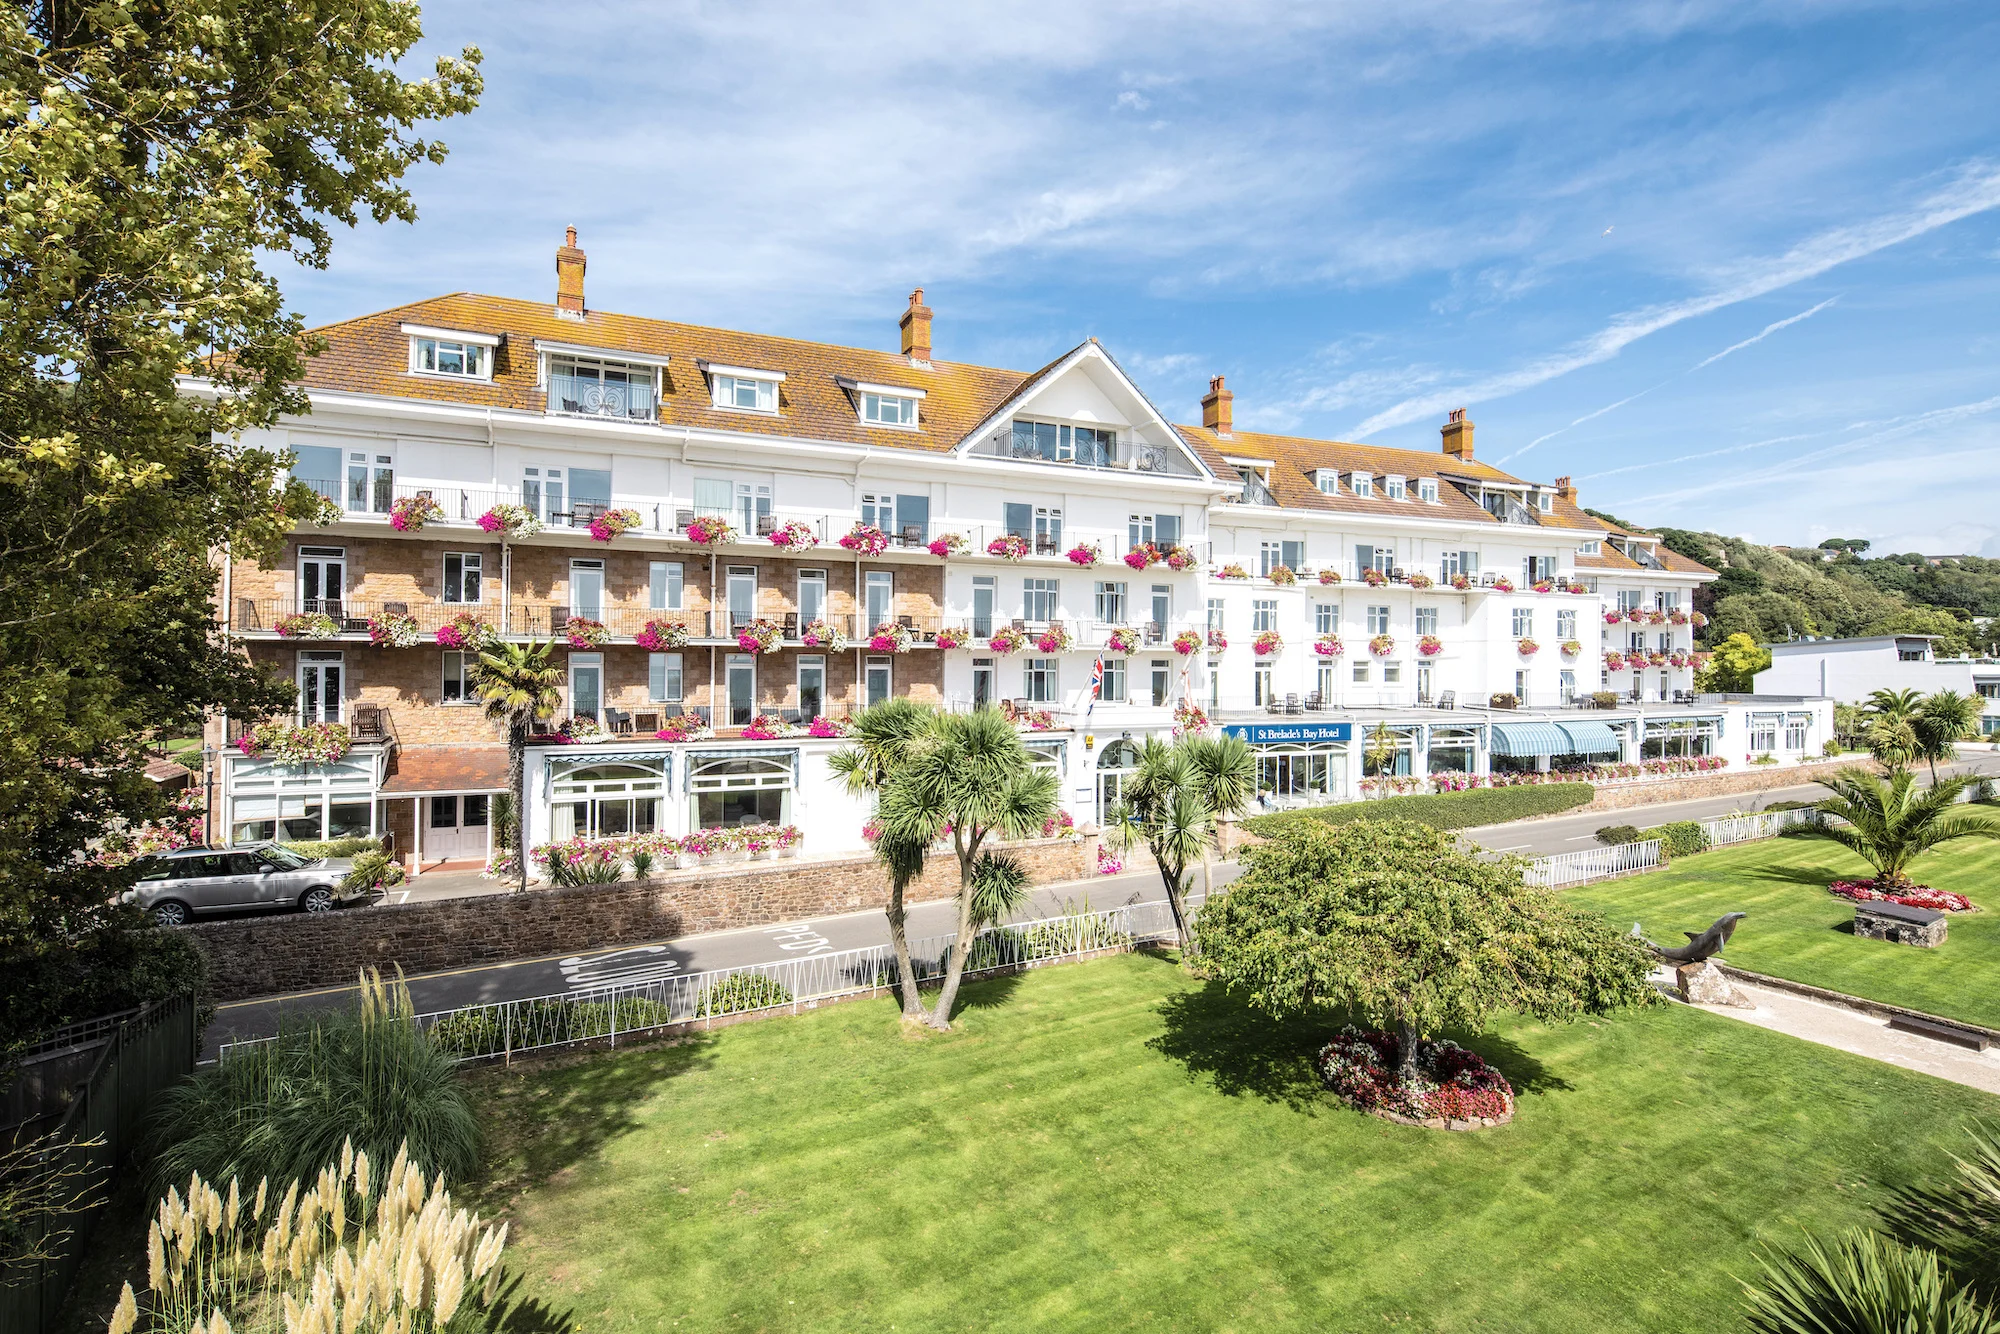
1689,296 -> 1838,370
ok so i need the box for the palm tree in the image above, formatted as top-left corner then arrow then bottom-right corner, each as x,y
1121,734 -> 1254,954
1814,768 -> 2000,889
1914,690 -> 1982,782
473,641 -> 564,891
828,698 -> 936,1022
1866,716 -> 1920,773
1184,731 -> 1256,906
1866,687 -> 1923,723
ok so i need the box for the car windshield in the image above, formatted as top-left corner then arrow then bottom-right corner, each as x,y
259,845 -> 312,870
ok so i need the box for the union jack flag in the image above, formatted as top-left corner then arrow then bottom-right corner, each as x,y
1087,655 -> 1104,715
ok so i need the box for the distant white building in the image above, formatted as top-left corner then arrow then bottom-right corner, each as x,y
1755,635 -> 2000,736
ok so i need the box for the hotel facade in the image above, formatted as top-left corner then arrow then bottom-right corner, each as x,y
194,233 -> 1832,868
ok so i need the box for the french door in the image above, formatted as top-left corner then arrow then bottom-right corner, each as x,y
298,651 -> 343,724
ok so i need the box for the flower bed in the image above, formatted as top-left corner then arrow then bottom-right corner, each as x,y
478,503 -> 542,539
768,520 -> 820,552
686,515 -> 736,546
275,612 -> 341,639
565,616 -> 609,648
1065,542 -> 1101,567
367,613 -> 420,648
736,620 -> 782,655
800,620 -> 848,651
1318,1027 -> 1515,1129
1173,630 -> 1204,655
987,533 -> 1029,560
928,532 -> 966,558
1253,630 -> 1283,656
636,619 -> 691,650
588,508 -> 642,542
1041,810 -> 1077,839
436,612 -> 496,650
389,493 -> 442,532
839,524 -> 890,556
1828,880 -> 1975,913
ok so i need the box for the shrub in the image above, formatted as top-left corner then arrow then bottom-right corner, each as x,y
1590,691 -> 1620,708
696,973 -> 793,1016
341,850 -> 405,894
1764,800 -> 1813,811
1595,825 -> 1642,845
1245,782 -> 1594,836
1822,739 -> 1845,758
428,995 -> 678,1058
148,969 -> 478,1191
1645,820 -> 1711,859
281,835 -> 384,859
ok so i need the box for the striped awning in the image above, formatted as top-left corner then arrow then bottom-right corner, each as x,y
1556,721 -> 1622,755
1489,721 -> 1571,756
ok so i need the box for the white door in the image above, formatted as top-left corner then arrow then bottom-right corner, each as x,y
425,795 -> 490,860
299,547 -> 345,614
298,652 -> 343,723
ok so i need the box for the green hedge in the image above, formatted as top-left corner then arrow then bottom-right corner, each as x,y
281,836 -> 384,858
1243,782 -> 1595,836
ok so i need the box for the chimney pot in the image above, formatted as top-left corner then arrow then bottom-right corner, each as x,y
1201,374 -> 1234,436
1440,408 -> 1473,460
899,287 -> 933,363
556,227 -> 587,316
1554,474 -> 1576,503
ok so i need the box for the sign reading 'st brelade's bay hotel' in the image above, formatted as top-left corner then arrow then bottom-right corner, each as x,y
1223,722 -> 1354,745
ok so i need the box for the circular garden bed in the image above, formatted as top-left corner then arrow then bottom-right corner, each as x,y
1828,879 -> 1974,913
1317,1027 -> 1515,1131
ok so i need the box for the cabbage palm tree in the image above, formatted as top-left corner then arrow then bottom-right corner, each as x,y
1915,690 -> 1982,782
1185,731 -> 1256,904
1122,733 -> 1254,954
1815,768 -> 2000,889
474,640 -> 564,891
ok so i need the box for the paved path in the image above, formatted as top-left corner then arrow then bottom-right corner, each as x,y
1665,968 -> 2000,1096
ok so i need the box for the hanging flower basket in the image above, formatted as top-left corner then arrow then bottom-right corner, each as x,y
1123,545 -> 1159,570
1668,652 -> 1691,668
1604,652 -> 1628,671
1450,574 -> 1472,591
654,715 -> 713,742
868,623 -> 913,653
805,715 -> 851,739
240,721 -> 353,766
1417,635 -> 1444,657
389,494 -> 443,532
928,532 -> 966,558
1407,572 -> 1434,589
588,508 -> 642,542
839,524 -> 890,556
1253,630 -> 1284,656
1314,634 -> 1344,657
1034,625 -> 1072,653
741,714 -> 790,740
1517,637 -> 1540,655
560,715 -> 602,741
1489,577 -> 1515,592
988,625 -> 1027,654
1691,611 -> 1708,628
1016,708 -> 1056,731
636,619 -> 691,650
1531,579 -> 1554,594
275,612 -> 341,639
1173,699 -> 1212,737
800,620 -> 849,652
1163,546 -> 1196,571
1215,563 -> 1249,581
1604,610 -> 1625,624
1646,610 -> 1668,625
1566,582 -> 1590,594
565,617 -> 609,649
1362,568 -> 1387,587
1560,639 -> 1583,657
986,533 -> 1029,560
367,613 -> 421,648
768,520 -> 820,552
435,612 -> 496,650
303,493 -> 344,527
1368,633 -> 1396,657
737,620 -> 783,655
1065,542 -> 1101,567
935,626 -> 969,650
1668,609 -> 1690,625
686,515 -> 737,546
478,503 -> 543,539
1105,626 -> 1140,654
1646,651 -> 1668,667
1318,568 -> 1342,585
1172,630 -> 1204,655
1206,630 -> 1228,651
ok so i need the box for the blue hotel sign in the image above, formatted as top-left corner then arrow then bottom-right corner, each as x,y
1223,721 -> 1354,745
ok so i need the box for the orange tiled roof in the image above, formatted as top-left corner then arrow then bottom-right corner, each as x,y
1576,515 -> 1717,576
380,745 -> 509,794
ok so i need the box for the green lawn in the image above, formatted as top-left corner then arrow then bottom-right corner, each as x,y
467,952 -> 1999,1333
1568,835 -> 2000,1029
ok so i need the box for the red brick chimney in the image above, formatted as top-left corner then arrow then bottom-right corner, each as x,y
1440,407 -> 1473,460
899,288 -> 933,362
1554,475 -> 1577,504
556,226 -> 587,316
1201,375 -> 1234,437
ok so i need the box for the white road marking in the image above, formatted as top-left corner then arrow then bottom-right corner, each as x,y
765,921 -> 834,956
1491,843 -> 1532,851
1565,834 -> 1600,842
396,891 -> 411,903
561,946 -> 682,991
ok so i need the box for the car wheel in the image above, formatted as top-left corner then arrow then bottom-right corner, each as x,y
299,886 -> 337,914
150,900 -> 191,927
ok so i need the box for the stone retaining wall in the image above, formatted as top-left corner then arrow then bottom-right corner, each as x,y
1577,758 -> 1874,814
188,837 -> 1088,1002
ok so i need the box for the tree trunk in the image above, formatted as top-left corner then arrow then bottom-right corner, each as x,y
509,720 -> 528,893
1397,1018 -> 1422,1085
1159,856 -> 1194,957
883,881 -> 931,1023
927,827 -> 983,1029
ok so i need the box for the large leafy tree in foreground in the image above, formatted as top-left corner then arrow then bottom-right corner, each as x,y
1193,820 -> 1654,1081
0,1 -> 480,1034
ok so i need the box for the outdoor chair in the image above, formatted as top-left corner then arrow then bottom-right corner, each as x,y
756,514 -> 777,536
900,524 -> 924,547
662,703 -> 684,718
782,613 -> 800,638
1034,534 -> 1058,555
634,712 -> 660,733
237,598 -> 263,631
782,709 -> 803,725
1285,693 -> 1303,715
1266,698 -> 1284,714
604,708 -> 633,734
1304,690 -> 1324,711
1390,567 -> 1408,583
675,508 -> 695,531
351,707 -> 385,743
1436,690 -> 1457,710
383,601 -> 409,617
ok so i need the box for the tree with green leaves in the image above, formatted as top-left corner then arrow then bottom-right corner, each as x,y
0,1 -> 480,1035
1694,632 -> 1772,692
1914,690 -> 1982,782
827,698 -> 936,1021
473,642 -> 563,890
1867,688 -> 1924,722
1118,734 -> 1254,952
1194,820 -> 1654,1084
831,705 -> 1057,1029
1813,769 -> 2000,891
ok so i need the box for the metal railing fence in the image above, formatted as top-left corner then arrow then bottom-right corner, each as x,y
1521,840 -> 1665,888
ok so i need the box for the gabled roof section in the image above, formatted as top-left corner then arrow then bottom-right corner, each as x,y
1579,516 -> 1717,577
293,293 -> 1030,453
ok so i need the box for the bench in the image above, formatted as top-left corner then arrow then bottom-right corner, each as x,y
1887,1013 -> 1992,1051
1853,899 -> 1948,948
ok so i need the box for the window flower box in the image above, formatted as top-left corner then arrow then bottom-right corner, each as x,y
478,503 -> 543,539
1318,568 -> 1343,585
654,715 -> 713,742
275,612 -> 341,639
636,619 -> 690,650
588,508 -> 642,542
1407,572 -> 1434,589
1531,579 -> 1554,594
560,714 -> 602,740
740,714 -> 789,740
1034,625 -> 1072,653
1065,542 -> 1101,567
1449,574 -> 1472,591
1253,630 -> 1284,656
839,524 -> 890,556
565,617 -> 608,649
928,532 -> 966,558
988,625 -> 1027,654
1215,563 -> 1249,581
986,533 -> 1029,560
1604,609 -> 1625,624
1517,637 -> 1540,655
768,520 -> 820,552
1267,564 -> 1296,586
800,620 -> 849,652
435,612 -> 495,650
1105,626 -> 1140,654
805,715 -> 850,739
389,493 -> 443,532
1417,635 -> 1444,657
1560,639 -> 1583,657
1368,633 -> 1395,657
868,623 -> 912,653
1205,630 -> 1228,651
1314,634 -> 1344,657
1172,699 -> 1211,736
238,721 -> 352,765
1162,545 -> 1196,571
934,627 -> 969,650
1489,577 -> 1515,592
1123,545 -> 1159,570
685,514 -> 736,546
1172,630 -> 1204,655
736,620 -> 782,655
1362,568 -> 1387,586
367,613 -> 421,648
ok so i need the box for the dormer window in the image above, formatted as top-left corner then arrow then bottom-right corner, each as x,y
1417,478 -> 1439,503
1385,475 -> 1407,501
1351,471 -> 1374,499
703,362 -> 786,414
1314,470 -> 1339,495
1536,490 -> 1554,513
402,324 -> 499,381
839,379 -> 925,430
549,355 -> 656,420
1578,539 -> 1602,556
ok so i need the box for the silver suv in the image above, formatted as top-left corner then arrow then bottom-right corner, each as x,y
125,843 -> 358,925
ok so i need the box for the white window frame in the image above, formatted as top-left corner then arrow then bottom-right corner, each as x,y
1578,539 -> 1602,556
1366,605 -> 1390,635
1100,657 -> 1127,704
441,650 -> 475,705
1314,470 -> 1339,495
1415,606 -> 1438,636
402,324 -> 498,382
1512,608 -> 1533,637
648,653 -> 684,704
859,389 -> 920,429
798,655 -> 826,718
442,552 -> 483,605
705,363 -> 786,414
1024,657 -> 1058,703
1385,475 -> 1407,501
1350,471 -> 1374,499
1418,478 -> 1439,503
650,561 -> 684,611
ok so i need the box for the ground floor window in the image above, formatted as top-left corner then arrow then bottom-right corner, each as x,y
1641,720 -> 1717,759
865,656 -> 892,708
1096,738 -> 1141,815
1749,715 -> 1779,754
1784,716 -> 1810,751
689,753 -> 793,828
552,762 -> 667,839
1360,727 -> 1416,777
973,657 -> 996,708
1253,742 -> 1347,805
1427,727 -> 1478,775
1253,663 -> 1273,707
228,756 -> 375,844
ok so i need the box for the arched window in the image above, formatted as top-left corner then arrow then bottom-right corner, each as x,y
1096,739 -> 1143,816
552,762 -> 667,839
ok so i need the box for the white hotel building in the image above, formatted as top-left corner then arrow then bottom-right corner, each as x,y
196,233 -> 1832,865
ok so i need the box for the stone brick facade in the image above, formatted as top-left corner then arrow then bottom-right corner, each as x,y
1578,758 -> 1875,814
187,836 -> 1089,1001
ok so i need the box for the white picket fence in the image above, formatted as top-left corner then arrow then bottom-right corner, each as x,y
1702,806 -> 1824,847
1520,840 -> 1665,888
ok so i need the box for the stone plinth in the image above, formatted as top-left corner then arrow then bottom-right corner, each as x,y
1675,960 -> 1752,1008
1854,901 -> 1948,948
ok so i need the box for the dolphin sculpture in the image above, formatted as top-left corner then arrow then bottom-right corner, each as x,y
1629,912 -> 1745,964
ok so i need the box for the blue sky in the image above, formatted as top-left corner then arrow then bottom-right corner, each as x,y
280,0 -> 2000,555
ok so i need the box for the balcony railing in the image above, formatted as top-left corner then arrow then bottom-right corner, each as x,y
234,599 -> 945,645
229,707 -> 395,745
